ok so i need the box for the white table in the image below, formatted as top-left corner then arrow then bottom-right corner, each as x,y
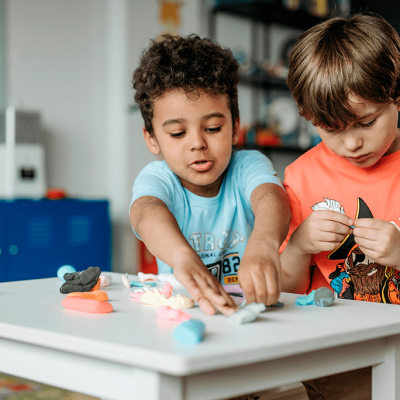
0,273 -> 399,400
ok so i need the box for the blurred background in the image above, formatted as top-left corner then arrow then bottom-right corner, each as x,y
0,0 -> 399,282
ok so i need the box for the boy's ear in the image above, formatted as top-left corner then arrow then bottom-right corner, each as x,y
143,127 -> 161,155
232,117 -> 240,146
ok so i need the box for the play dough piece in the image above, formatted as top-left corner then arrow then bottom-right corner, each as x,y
228,302 -> 266,324
155,305 -> 191,323
132,288 -> 195,309
139,289 -> 168,306
295,290 -> 316,306
60,266 -> 101,294
129,292 -> 144,301
164,293 -> 194,309
122,274 -> 131,288
161,283 -> 173,298
100,273 -> 112,287
296,287 -> 335,307
157,273 -> 184,287
314,287 -> 335,307
138,272 -> 158,282
90,278 -> 101,291
173,320 -> 205,344
66,290 -> 108,302
62,296 -> 113,313
57,265 -> 76,282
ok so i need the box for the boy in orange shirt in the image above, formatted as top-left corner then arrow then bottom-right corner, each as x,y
280,12 -> 400,399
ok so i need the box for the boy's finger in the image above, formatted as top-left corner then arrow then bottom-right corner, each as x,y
214,302 -> 238,316
197,297 -> 216,315
319,211 -> 353,226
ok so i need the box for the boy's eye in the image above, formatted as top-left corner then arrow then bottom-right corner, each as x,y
359,119 -> 376,128
206,126 -> 221,133
170,131 -> 185,138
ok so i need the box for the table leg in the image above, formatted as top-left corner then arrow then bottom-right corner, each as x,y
372,335 -> 400,400
99,369 -> 184,400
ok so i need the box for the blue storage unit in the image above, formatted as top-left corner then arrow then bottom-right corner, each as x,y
0,199 -> 111,282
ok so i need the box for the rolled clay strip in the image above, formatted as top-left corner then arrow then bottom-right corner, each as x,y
66,290 -> 108,302
62,296 -> 113,314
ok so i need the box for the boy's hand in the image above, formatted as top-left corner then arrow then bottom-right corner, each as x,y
353,219 -> 400,268
172,254 -> 237,316
238,242 -> 281,306
293,210 -> 353,255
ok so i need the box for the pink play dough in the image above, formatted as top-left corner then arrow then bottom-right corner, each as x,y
161,283 -> 173,298
62,296 -> 113,314
155,305 -> 191,323
129,292 -> 144,301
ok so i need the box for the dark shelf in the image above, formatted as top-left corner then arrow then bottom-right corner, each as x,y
235,144 -> 309,153
213,0 -> 336,31
239,73 -> 288,89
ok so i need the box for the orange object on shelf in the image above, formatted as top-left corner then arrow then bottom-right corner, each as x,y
139,241 -> 158,274
46,188 -> 68,199
255,128 -> 281,147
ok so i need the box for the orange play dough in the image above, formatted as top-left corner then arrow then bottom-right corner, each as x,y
62,296 -> 113,313
66,290 -> 108,301
90,278 -> 101,291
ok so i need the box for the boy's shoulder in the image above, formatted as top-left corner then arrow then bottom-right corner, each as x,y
230,149 -> 268,166
286,142 -> 329,171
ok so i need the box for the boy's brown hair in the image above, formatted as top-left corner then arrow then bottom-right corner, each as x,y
287,13 -> 400,130
133,34 -> 239,136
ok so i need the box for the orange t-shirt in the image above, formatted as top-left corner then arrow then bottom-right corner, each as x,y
282,142 -> 400,304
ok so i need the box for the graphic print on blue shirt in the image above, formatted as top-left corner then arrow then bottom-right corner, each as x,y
131,150 -> 283,280
189,229 -> 246,285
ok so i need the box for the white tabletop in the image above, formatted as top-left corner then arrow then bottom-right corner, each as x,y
1,273 -> 400,400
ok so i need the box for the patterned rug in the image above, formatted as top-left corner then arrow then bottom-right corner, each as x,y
0,373 -> 99,400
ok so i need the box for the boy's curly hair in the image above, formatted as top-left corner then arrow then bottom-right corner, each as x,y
133,34 -> 239,136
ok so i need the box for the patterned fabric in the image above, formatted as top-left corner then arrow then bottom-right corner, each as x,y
282,142 -> 400,303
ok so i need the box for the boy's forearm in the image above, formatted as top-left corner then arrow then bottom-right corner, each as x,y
130,196 -> 197,267
280,227 -> 312,293
249,184 -> 291,249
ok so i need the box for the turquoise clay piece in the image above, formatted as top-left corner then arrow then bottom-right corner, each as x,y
173,320 -> 206,344
296,287 -> 335,307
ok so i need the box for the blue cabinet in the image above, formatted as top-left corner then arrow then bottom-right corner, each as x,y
0,199 -> 111,282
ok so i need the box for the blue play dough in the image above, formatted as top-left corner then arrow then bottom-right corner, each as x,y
130,281 -> 156,287
57,265 -> 76,282
295,287 -> 335,307
173,320 -> 205,344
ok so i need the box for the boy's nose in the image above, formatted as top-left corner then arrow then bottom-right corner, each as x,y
344,134 -> 362,152
190,132 -> 207,150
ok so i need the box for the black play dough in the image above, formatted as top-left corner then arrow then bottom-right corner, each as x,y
60,266 -> 101,294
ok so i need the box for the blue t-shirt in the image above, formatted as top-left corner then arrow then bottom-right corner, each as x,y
130,150 -> 282,284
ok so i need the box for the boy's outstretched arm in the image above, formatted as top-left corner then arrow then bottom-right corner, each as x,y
238,183 -> 291,305
130,196 -> 237,316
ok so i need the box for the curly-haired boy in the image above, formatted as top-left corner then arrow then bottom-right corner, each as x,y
130,34 -> 290,315
280,13 -> 400,398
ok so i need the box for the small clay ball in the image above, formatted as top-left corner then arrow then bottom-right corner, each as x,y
314,287 -> 335,307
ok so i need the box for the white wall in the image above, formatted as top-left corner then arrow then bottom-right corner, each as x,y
4,0 -> 207,273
